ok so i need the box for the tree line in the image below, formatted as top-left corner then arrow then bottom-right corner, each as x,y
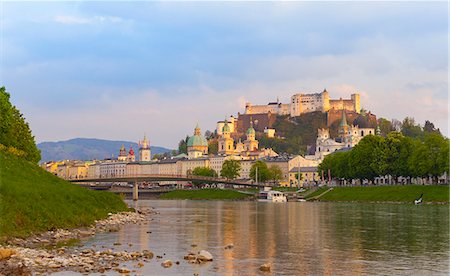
191,160 -> 283,184
0,87 -> 41,163
318,131 -> 449,184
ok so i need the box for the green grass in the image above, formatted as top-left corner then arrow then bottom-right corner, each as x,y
316,185 -> 449,203
159,189 -> 253,200
304,187 -> 330,199
0,151 -> 129,239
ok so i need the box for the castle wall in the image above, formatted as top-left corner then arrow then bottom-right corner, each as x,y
243,91 -> 361,118
290,92 -> 326,116
245,103 -> 290,115
237,113 -> 277,134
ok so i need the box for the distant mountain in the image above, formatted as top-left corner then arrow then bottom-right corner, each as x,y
37,138 -> 172,162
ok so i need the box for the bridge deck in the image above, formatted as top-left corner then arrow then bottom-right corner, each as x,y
69,174 -> 271,187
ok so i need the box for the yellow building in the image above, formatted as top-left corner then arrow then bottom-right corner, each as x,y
218,120 -> 235,155
289,166 -> 321,187
243,121 -> 258,152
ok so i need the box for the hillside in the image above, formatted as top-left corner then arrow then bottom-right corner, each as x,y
38,138 -> 172,162
257,111 -> 376,155
0,150 -> 128,239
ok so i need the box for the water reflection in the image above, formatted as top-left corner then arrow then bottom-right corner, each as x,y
78,201 -> 449,275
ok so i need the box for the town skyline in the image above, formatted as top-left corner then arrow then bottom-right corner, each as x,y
1,1 -> 448,148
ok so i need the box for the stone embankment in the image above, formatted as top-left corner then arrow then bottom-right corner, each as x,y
0,209 -> 157,275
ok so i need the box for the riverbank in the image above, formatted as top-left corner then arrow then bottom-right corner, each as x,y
0,150 -> 128,240
159,189 -> 254,200
307,185 -> 449,203
0,209 -> 155,274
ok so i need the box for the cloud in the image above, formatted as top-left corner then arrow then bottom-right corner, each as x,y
53,15 -> 124,25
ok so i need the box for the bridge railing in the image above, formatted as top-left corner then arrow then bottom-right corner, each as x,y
69,173 -> 272,187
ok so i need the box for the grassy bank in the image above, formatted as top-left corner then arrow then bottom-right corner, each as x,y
312,185 -> 449,203
160,189 -> 253,200
0,151 -> 128,239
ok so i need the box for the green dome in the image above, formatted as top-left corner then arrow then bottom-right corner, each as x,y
222,122 -> 230,133
187,135 -> 208,147
246,126 -> 255,135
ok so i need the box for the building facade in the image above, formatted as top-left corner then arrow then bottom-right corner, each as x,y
244,90 -> 361,117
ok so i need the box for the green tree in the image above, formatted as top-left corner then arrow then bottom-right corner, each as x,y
409,132 -> 449,181
423,120 -> 440,134
220,159 -> 241,180
192,166 -> 218,177
348,135 -> 385,183
177,135 -> 189,154
0,87 -> 41,163
401,117 -> 423,139
377,118 -> 394,137
249,160 -> 271,183
208,139 -> 218,155
268,165 -> 283,184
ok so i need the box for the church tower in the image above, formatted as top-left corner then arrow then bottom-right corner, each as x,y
244,120 -> 259,151
118,144 -> 127,161
127,146 -> 136,162
218,119 -> 234,155
139,135 -> 151,161
338,109 -> 352,146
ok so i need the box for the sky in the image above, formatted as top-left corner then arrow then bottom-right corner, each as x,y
1,1 -> 448,148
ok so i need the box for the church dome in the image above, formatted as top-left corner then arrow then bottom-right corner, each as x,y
187,135 -> 208,147
187,124 -> 208,148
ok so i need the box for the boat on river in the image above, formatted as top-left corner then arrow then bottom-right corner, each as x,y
257,190 -> 287,203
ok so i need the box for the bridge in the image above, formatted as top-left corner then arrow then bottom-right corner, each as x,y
69,174 -> 271,200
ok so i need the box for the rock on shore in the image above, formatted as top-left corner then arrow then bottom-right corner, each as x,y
0,209 -> 156,275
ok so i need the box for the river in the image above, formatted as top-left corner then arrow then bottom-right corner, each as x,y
58,200 -> 449,275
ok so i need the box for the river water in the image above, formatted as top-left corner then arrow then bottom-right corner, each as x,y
70,200 -> 449,275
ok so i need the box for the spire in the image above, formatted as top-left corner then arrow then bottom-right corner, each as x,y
140,134 -> 149,149
339,108 -> 348,127
194,123 -> 201,136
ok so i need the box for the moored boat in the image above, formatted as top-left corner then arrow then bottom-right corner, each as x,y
257,190 -> 287,203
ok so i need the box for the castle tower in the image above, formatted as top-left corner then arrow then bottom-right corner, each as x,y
118,144 -> 127,161
218,119 -> 234,155
127,146 -> 136,162
244,120 -> 259,151
351,93 -> 361,113
322,89 -> 330,112
139,135 -> 151,161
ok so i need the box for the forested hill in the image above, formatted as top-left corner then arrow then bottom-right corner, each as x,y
38,138 -> 172,162
257,111 -> 377,155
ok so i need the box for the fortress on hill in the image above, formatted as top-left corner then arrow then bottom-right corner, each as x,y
244,89 -> 361,117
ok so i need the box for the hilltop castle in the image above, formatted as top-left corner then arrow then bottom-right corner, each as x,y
244,89 -> 361,117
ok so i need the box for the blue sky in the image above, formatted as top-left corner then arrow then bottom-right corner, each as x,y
1,1 -> 448,148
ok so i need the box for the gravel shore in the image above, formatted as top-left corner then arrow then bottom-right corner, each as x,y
0,208 -> 157,275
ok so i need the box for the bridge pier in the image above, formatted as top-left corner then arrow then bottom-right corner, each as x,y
133,182 -> 139,201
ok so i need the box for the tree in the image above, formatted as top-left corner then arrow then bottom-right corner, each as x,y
220,159 -> 241,180
177,135 -> 189,154
249,160 -> 271,183
377,118 -> 395,137
268,165 -> 283,184
348,135 -> 385,183
192,167 -> 218,177
423,120 -> 440,134
401,117 -> 423,139
0,87 -> 41,163
208,139 -> 218,155
409,132 -> 449,181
